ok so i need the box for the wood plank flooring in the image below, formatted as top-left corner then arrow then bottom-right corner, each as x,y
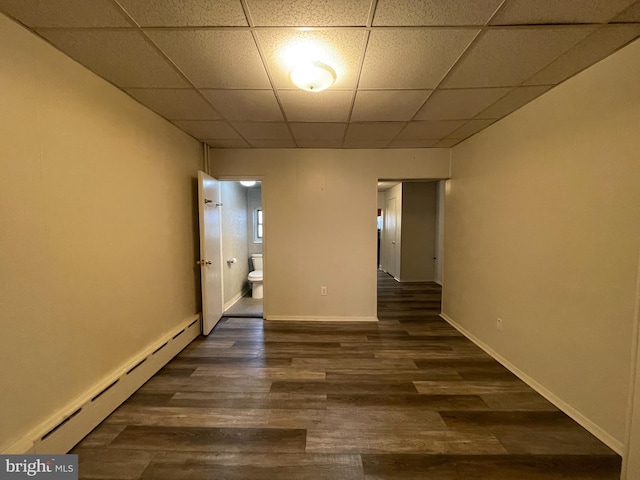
71,271 -> 621,479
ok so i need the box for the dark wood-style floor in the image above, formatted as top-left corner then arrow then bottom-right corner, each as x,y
71,271 -> 621,479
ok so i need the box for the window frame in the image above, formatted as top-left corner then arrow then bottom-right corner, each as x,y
254,208 -> 263,242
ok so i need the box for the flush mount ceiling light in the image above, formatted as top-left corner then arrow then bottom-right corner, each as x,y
240,180 -> 256,187
289,61 -> 337,92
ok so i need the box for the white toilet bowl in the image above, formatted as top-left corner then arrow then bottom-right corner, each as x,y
248,254 -> 263,299
248,270 -> 263,299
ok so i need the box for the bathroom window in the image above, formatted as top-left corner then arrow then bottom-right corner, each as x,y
255,208 -> 263,241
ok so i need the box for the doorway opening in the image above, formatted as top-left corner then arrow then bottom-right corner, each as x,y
219,180 -> 264,318
377,179 -> 445,283
376,179 -> 446,313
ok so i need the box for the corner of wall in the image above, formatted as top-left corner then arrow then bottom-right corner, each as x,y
622,251 -> 640,478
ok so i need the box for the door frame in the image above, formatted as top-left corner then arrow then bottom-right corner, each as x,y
215,175 -> 268,320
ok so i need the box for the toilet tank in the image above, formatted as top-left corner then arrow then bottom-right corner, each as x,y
251,254 -> 263,271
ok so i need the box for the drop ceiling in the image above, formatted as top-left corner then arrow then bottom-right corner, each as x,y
1,0 -> 639,149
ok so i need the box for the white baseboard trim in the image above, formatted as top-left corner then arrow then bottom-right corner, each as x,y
224,289 -> 250,312
266,315 -> 379,322
2,314 -> 201,455
440,311 -> 624,455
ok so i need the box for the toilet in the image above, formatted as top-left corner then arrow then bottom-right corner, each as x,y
248,253 -> 263,299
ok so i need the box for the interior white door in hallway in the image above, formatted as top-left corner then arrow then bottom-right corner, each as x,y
198,171 -> 223,335
384,195 -> 399,279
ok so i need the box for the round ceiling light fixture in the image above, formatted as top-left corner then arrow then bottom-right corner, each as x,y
289,61 -> 337,92
240,180 -> 257,187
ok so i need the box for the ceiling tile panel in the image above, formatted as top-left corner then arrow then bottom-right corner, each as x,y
205,138 -> 251,148
476,85 -> 553,119
202,90 -> 283,121
343,139 -> 389,148
524,25 -> 640,85
147,29 -> 270,88
297,139 -> 344,148
116,0 -> 248,26
246,0 -> 372,26
290,123 -> 347,140
248,139 -> 297,148
172,120 -> 241,140
359,29 -> 479,89
125,88 -> 221,120
373,0 -> 503,26
491,0 -> 637,25
415,88 -> 511,120
442,27 -> 594,88
434,138 -> 463,147
0,0 -> 132,27
397,121 -> 466,139
278,90 -> 353,122
38,30 -> 189,88
449,119 -> 497,138
232,122 -> 293,140
387,139 -> 441,148
612,1 -> 640,22
343,139 -> 392,148
345,122 -> 406,141
351,90 -> 432,121
256,29 -> 365,89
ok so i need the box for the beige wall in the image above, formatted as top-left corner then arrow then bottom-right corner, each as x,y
400,182 -> 437,282
221,182 -> 250,307
443,38 -> 640,452
211,149 -> 449,320
0,15 -> 202,451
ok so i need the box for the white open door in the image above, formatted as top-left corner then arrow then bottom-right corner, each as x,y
197,171 -> 223,335
384,195 -> 399,279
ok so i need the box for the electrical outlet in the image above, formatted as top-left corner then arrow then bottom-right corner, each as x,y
321,286 -> 328,296
496,317 -> 504,331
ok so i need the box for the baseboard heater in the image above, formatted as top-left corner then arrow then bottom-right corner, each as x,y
7,314 -> 201,455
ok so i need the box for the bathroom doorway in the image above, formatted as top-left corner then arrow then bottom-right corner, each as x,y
219,180 -> 263,318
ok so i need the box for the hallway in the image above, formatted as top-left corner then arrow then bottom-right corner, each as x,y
71,271 -> 621,479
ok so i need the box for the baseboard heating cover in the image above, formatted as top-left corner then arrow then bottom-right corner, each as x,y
4,314 -> 201,455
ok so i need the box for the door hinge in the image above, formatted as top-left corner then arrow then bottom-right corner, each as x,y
196,260 -> 212,266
